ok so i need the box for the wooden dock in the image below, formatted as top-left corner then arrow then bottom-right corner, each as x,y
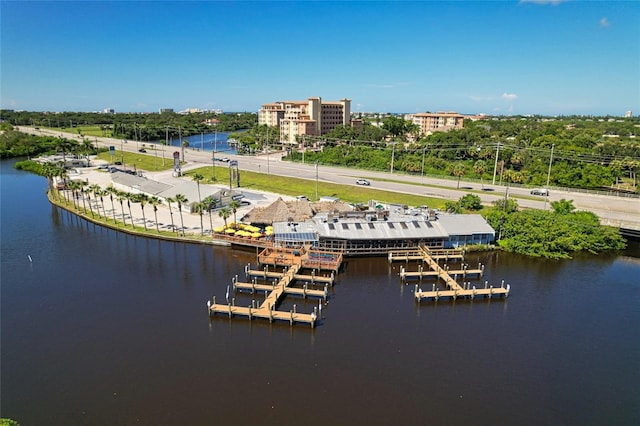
390,245 -> 511,302
208,247 -> 341,327
413,281 -> 510,301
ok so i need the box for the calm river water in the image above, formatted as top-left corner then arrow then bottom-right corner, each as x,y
1,158 -> 639,426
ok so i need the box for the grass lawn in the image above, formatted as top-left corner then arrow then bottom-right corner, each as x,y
96,149 -> 178,172
183,166 -> 449,209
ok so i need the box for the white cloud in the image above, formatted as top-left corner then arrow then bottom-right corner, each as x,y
502,93 -> 518,100
599,17 -> 610,28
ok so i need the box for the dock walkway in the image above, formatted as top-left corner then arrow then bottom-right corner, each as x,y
208,247 -> 341,327
389,245 -> 511,302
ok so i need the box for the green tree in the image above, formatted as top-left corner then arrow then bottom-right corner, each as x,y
229,199 -> 241,226
551,199 -> 576,215
149,196 -> 161,233
105,186 -> 118,223
166,196 -> 176,233
218,207 -> 231,228
449,163 -> 466,189
473,160 -> 488,189
174,193 -> 188,236
459,194 -> 482,210
192,173 -> 204,233
135,193 -> 150,231
204,195 -> 217,233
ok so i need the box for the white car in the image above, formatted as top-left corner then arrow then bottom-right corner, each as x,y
356,179 -> 370,186
530,188 -> 549,196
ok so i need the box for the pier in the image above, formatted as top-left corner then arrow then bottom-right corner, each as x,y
208,247 -> 342,327
390,245 -> 511,302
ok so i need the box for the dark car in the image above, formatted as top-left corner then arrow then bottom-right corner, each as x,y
138,148 -> 147,153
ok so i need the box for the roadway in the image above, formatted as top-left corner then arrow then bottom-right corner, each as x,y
18,126 -> 640,232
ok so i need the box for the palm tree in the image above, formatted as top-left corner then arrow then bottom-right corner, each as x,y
125,192 -> 135,228
473,160 -> 487,189
449,163 -> 466,189
149,196 -> 161,233
96,188 -> 107,219
166,196 -> 176,233
42,162 -> 56,195
218,207 -> 231,229
105,186 -> 118,223
89,184 -> 102,217
174,193 -> 188,236
83,185 -> 94,218
116,190 -> 127,225
78,181 -> 89,213
192,173 -> 204,233
81,138 -> 94,167
55,165 -> 69,203
204,195 -> 217,234
68,180 -> 81,209
229,199 -> 241,226
135,193 -> 150,231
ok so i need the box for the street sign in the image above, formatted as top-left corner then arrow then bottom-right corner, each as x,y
109,146 -> 115,156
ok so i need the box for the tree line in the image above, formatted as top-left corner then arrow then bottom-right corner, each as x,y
0,110 -> 258,142
282,116 -> 640,193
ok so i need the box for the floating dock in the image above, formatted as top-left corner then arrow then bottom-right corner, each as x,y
208,246 -> 341,327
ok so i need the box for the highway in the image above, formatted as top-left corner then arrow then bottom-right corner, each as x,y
18,126 -> 640,232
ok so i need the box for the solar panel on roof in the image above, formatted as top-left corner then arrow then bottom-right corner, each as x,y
328,223 -> 335,230
341,223 -> 349,230
388,223 -> 395,229
368,223 -> 375,229
355,223 -> 362,230
412,221 -> 421,228
400,222 -> 408,229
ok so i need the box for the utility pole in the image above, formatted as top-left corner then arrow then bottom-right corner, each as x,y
492,142 -> 500,185
390,142 -> 396,174
544,144 -> 555,210
421,146 -> 427,184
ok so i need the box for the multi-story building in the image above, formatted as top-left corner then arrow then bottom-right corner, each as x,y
404,111 -> 465,135
258,97 -> 351,144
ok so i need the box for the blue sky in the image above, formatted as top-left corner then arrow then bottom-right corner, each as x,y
1,1 -> 638,115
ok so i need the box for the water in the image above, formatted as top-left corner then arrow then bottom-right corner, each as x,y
2,158 -> 639,425
156,131 -> 238,154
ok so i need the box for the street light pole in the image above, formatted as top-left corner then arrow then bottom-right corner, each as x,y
315,161 -> 319,201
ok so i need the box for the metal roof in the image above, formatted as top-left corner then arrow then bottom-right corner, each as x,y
435,214 -> 495,237
272,212 -> 494,243
111,172 -> 172,195
313,215 -> 449,241
273,221 -> 318,242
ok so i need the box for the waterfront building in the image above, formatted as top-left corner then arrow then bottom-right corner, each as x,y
258,97 -> 352,144
245,199 -> 495,256
404,111 -> 465,135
